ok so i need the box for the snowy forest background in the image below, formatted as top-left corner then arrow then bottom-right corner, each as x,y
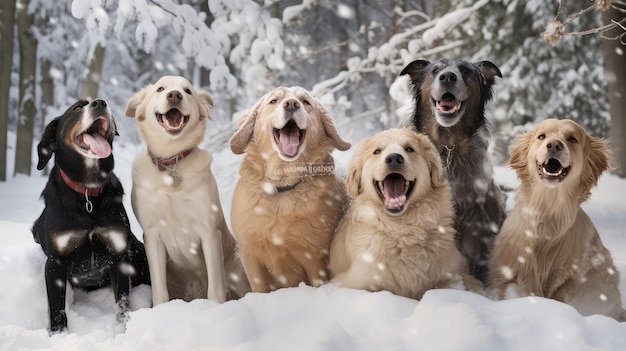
0,0 -> 625,180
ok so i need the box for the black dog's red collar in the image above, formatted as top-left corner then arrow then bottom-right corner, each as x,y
149,148 -> 194,171
59,168 -> 106,197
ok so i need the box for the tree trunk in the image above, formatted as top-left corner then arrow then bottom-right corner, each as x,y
15,0 -> 37,176
0,0 -> 16,181
81,42 -> 105,99
40,58 -> 54,175
603,8 -> 626,177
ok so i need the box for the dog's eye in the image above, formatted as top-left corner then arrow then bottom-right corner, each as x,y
269,99 -> 277,104
302,100 -> 311,106
73,105 -> 83,111
568,136 -> 578,143
373,149 -> 381,155
157,87 -> 164,93
405,146 -> 414,153
184,88 -> 192,95
537,133 -> 545,140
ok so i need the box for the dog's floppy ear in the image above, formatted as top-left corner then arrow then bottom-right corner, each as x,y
112,116 -> 120,136
317,102 -> 351,151
346,147 -> 364,198
230,108 -> 258,155
399,59 -> 430,84
476,61 -> 502,86
197,89 -> 214,120
125,87 -> 148,120
416,133 -> 447,188
581,134 -> 612,194
37,117 -> 60,170
508,130 -> 533,181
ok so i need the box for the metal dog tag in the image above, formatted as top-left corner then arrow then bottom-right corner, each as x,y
169,169 -> 183,188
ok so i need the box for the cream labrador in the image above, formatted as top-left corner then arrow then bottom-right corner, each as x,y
328,128 -> 482,300
489,118 -> 625,321
230,86 -> 351,293
125,75 -> 249,305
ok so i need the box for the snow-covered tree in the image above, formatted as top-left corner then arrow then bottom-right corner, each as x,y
451,0 -> 609,147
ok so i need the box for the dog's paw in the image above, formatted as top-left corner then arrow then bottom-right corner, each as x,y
116,295 -> 130,324
48,312 -> 68,335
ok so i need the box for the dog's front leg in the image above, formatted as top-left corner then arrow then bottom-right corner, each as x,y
202,231 -> 226,303
112,257 -> 131,324
144,233 -> 169,305
45,257 -> 68,333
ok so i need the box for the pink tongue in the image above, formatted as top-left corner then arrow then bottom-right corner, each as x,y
383,178 -> 406,209
279,129 -> 300,157
83,133 -> 112,158
439,100 -> 457,111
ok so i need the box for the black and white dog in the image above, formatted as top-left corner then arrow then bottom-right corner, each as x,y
400,59 -> 507,284
32,99 -> 150,333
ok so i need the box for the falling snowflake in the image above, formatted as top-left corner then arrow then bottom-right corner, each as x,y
271,234 -> 284,246
500,265 -> 514,280
361,252 -> 375,263
262,182 -> 276,195
229,273 -> 241,282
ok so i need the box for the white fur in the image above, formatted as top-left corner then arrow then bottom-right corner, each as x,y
126,76 -> 249,305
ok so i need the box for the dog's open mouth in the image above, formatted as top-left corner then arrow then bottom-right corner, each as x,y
374,173 -> 416,214
537,158 -> 571,182
273,119 -> 306,158
157,108 -> 189,134
75,117 -> 112,158
433,92 -> 465,117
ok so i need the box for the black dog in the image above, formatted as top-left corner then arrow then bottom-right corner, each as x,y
32,99 -> 150,333
400,59 -> 506,284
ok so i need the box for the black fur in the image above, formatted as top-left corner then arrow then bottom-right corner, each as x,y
32,99 -> 150,333
400,58 -> 507,284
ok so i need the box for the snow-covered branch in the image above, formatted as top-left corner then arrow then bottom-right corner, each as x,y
311,0 -> 489,109
71,0 -> 286,98
541,0 -> 626,46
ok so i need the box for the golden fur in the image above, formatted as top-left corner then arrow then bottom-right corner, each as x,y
230,86 -> 351,293
125,76 -> 249,305
489,118 -> 625,321
328,128 -> 482,299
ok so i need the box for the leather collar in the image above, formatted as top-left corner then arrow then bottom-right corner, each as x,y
59,168 -> 106,197
275,179 -> 303,193
149,148 -> 194,171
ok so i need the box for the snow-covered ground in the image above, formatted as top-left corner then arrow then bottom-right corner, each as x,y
1,138 -> 625,350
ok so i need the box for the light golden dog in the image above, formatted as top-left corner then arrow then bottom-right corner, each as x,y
328,128 -> 481,300
125,76 -> 249,305
489,118 -> 625,321
229,86 -> 351,293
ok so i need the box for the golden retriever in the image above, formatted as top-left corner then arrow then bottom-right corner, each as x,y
229,86 -> 351,293
328,128 -> 482,300
125,75 -> 249,305
489,118 -> 625,321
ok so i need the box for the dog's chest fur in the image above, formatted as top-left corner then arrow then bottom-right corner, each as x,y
132,149 -> 222,266
234,174 -> 343,242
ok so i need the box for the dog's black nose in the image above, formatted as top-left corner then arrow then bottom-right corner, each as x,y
546,140 -> 564,152
167,90 -> 183,104
283,99 -> 300,113
439,71 -> 457,83
385,153 -> 404,168
90,99 -> 107,109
